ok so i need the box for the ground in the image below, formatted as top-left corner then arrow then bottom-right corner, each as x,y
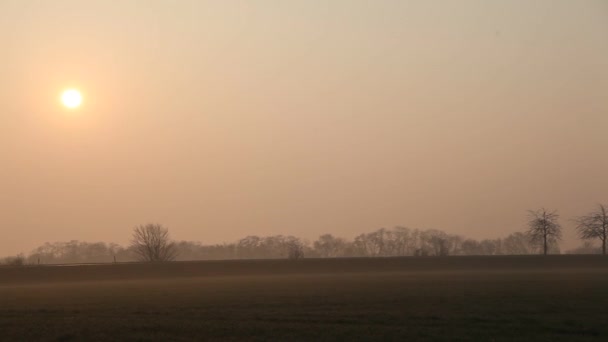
0,256 -> 607,341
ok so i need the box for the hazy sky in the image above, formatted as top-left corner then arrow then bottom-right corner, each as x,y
1,0 -> 607,255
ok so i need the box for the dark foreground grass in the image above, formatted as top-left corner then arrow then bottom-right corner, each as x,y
0,257 -> 607,341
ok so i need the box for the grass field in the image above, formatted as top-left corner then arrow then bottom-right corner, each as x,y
1,256 -> 607,341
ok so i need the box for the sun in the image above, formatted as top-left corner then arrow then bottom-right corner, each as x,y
61,89 -> 83,109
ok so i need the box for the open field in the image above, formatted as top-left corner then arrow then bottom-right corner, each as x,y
1,256 -> 607,341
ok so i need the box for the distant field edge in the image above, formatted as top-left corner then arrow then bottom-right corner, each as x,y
1,255 -> 606,285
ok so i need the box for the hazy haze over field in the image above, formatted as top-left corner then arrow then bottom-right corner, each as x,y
0,0 -> 606,254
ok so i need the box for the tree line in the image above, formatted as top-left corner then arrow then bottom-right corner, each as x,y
2,204 -> 606,265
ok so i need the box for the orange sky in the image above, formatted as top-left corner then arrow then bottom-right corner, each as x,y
1,0 -> 607,255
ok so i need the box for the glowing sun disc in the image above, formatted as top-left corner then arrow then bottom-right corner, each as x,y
61,89 -> 83,108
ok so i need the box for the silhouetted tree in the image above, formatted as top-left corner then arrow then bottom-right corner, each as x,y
131,224 -> 177,262
174,241 -> 237,261
565,241 -> 602,255
480,239 -> 502,255
353,229 -> 390,256
236,235 -> 263,259
424,230 -> 453,256
527,208 -> 562,255
2,254 -> 25,266
286,238 -> 305,260
313,234 -> 347,257
575,204 -> 608,255
460,239 -> 482,255
389,226 -> 414,256
13,222 -> 590,263
26,241 -> 129,264
502,232 -> 534,255
234,235 -> 310,259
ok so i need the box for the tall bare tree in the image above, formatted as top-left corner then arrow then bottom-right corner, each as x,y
575,204 -> 608,255
527,208 -> 562,255
131,224 -> 177,262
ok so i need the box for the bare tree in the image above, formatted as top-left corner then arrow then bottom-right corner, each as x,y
502,232 -> 535,255
313,234 -> 347,258
565,241 -> 602,255
131,224 -> 178,262
2,254 -> 26,266
526,208 -> 562,255
575,204 -> 608,255
285,237 -> 305,260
